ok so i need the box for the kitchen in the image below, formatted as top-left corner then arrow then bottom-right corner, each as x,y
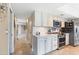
11,3 -> 79,55
1,3 -> 79,55
32,10 -> 70,55
30,9 -> 79,55
1,1 -> 79,59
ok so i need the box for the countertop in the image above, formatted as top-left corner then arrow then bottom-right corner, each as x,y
47,32 -> 59,34
33,34 -> 58,38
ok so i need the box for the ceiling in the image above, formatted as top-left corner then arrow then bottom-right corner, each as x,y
11,3 -> 79,19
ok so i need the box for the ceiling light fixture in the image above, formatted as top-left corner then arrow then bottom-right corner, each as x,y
0,3 -> 7,14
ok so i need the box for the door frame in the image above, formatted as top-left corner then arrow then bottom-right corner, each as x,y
8,4 -> 15,55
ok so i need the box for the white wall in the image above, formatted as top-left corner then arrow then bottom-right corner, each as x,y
33,27 -> 48,36
16,18 -> 27,38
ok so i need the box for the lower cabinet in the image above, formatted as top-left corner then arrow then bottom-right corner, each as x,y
32,35 -> 58,55
45,37 -> 52,53
51,38 -> 58,50
37,37 -> 45,55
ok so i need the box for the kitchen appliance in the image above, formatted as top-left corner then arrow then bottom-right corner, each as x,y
61,22 -> 73,33
58,33 -> 65,48
69,25 -> 79,46
53,20 -> 60,27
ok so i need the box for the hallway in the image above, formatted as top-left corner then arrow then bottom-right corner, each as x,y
48,46 -> 79,55
14,39 -> 32,55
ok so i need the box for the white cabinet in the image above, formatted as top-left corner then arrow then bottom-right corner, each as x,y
33,10 -> 64,27
48,16 -> 53,27
35,10 -> 42,26
45,37 -> 52,53
34,10 -> 53,27
37,37 -> 45,55
32,36 -> 45,55
42,11 -> 50,27
42,11 -> 53,27
52,39 -> 58,50
32,34 -> 58,55
51,35 -> 58,50
65,33 -> 69,45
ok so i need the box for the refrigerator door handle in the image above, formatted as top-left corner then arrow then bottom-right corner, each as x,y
76,28 -> 77,33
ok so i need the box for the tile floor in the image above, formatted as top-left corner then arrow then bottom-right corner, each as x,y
48,45 -> 79,55
14,40 -> 32,55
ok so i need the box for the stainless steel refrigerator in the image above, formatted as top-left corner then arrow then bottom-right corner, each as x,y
69,25 -> 79,46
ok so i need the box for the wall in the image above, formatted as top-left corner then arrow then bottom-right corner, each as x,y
0,12 -> 8,54
33,27 -> 48,36
26,15 -> 33,44
14,18 -> 27,42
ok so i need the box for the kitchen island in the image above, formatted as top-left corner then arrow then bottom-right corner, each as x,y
32,34 -> 58,55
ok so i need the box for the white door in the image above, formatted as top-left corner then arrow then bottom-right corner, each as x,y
48,15 -> 53,27
42,11 -> 48,26
52,36 -> 58,50
12,11 -> 14,54
35,10 -> 42,26
65,33 -> 69,45
45,37 -> 52,53
37,37 -> 45,55
8,9 -> 14,54
53,40 -> 58,50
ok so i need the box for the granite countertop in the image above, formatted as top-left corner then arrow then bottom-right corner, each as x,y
33,34 -> 58,38
47,32 -> 59,34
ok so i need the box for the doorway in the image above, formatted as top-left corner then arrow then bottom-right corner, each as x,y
8,8 -> 14,55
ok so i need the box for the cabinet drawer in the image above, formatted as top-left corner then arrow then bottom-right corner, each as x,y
51,37 -> 57,39
53,39 -> 58,41
53,44 -> 58,46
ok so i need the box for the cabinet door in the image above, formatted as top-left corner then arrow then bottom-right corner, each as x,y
48,16 -> 53,27
53,40 -> 58,50
61,21 -> 65,27
51,36 -> 58,50
45,37 -> 52,53
37,37 -> 45,55
42,11 -> 53,27
42,11 -> 48,26
35,10 -> 42,26
65,33 -> 69,45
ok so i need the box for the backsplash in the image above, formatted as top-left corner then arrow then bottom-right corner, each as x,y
33,27 -> 48,36
33,27 -> 59,36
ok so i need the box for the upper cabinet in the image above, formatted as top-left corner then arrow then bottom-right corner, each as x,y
42,10 -> 48,26
42,11 -> 52,27
48,16 -> 53,27
61,21 -> 65,27
33,9 -> 53,27
33,9 -> 63,27
34,10 -> 42,26
65,22 -> 74,29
